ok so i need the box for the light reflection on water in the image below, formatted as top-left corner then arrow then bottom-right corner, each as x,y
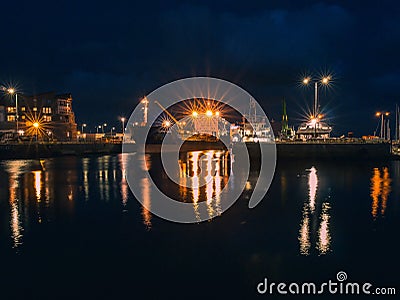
181,150 -> 229,220
4,161 -> 27,249
370,167 -> 392,219
0,155 -> 398,256
298,166 -> 331,256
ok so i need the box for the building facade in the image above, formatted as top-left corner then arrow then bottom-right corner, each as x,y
0,92 -> 77,141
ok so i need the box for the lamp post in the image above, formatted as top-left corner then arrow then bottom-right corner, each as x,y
375,112 -> 390,139
302,75 -> 332,138
33,122 -> 39,142
120,117 -> 126,134
5,88 -> 19,135
81,123 -> 87,133
111,127 -> 115,135
102,123 -> 107,133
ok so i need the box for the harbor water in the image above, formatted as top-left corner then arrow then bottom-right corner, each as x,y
0,153 -> 399,298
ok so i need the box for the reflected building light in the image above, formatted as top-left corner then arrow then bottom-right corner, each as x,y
68,186 -> 73,201
317,202 -> 331,255
121,180 -> 129,206
5,161 -> 26,249
104,169 -> 110,202
9,177 -> 23,249
83,170 -> 89,201
142,154 -> 151,172
206,152 -> 214,218
45,172 -> 50,206
179,160 -> 188,201
119,154 -> 129,205
214,158 -> 222,216
190,152 -> 201,221
82,158 -> 90,201
97,157 -> 105,201
33,171 -> 42,202
370,168 -> 381,219
141,177 -> 152,229
299,205 -> 310,255
308,167 -> 318,213
370,167 -> 392,219
245,181 -> 252,190
371,168 -> 382,218
381,167 -> 391,216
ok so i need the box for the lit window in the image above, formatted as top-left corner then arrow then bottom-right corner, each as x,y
7,107 -> 15,113
7,115 -> 15,122
33,107 -> 37,111
21,115 -> 26,120
42,107 -> 52,114
21,107 -> 26,112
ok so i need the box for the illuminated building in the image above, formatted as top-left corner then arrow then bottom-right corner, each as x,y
0,92 -> 77,141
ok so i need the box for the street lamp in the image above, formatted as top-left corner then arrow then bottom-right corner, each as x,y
103,123 -> 107,133
302,75 -> 331,118
33,122 -> 39,141
120,117 -> 126,134
162,120 -> 171,128
111,127 -> 115,135
81,123 -> 87,133
302,75 -> 332,138
375,111 -> 390,139
4,87 -> 19,135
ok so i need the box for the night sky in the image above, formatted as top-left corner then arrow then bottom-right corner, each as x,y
1,0 -> 399,136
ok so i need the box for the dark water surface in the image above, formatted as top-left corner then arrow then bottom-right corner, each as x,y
1,153 -> 399,299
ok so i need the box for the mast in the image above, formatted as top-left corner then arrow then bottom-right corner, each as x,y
249,97 -> 256,124
314,82 -> 318,117
141,97 -> 149,126
396,104 -> 399,141
282,98 -> 288,134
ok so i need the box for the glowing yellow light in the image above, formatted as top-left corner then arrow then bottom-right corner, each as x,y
310,118 -> 317,126
192,111 -> 198,117
303,77 -> 311,85
120,117 -> 125,122
318,114 -> 323,119
321,76 -> 331,85
163,120 -> 171,127
385,112 -> 390,116
215,111 -> 220,116
33,122 -> 39,128
376,112 -> 381,117
7,88 -> 15,94
206,110 -> 213,117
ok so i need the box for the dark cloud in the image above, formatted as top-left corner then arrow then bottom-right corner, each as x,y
1,0 -> 399,135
